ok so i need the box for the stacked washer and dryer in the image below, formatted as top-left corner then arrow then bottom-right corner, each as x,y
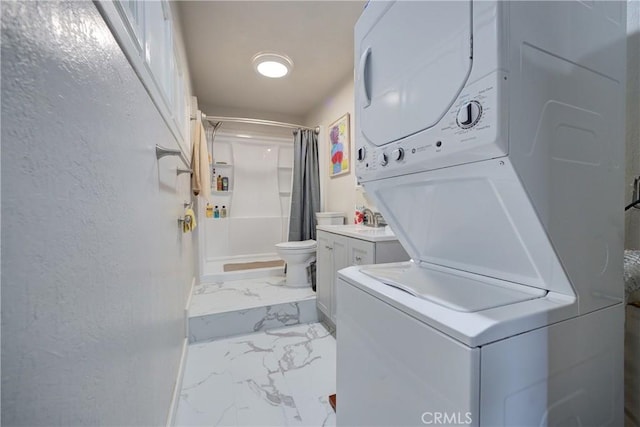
337,1 -> 627,426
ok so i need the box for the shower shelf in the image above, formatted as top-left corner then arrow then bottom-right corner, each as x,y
212,190 -> 233,195
214,163 -> 233,167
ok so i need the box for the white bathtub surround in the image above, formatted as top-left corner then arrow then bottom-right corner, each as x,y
201,254 -> 285,283
189,276 -> 318,343
199,133 -> 294,279
176,323 -> 336,427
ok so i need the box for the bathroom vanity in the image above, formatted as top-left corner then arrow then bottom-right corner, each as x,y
316,225 -> 409,328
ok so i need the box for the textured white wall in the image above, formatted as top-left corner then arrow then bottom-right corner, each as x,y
305,76 -> 357,221
625,0 -> 640,248
1,2 -> 194,425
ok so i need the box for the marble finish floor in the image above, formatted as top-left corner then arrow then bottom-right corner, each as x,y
176,322 -> 336,427
191,276 -> 316,317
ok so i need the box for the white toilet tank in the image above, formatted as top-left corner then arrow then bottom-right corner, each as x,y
315,212 -> 345,225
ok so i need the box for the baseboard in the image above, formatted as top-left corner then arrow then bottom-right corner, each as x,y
166,277 -> 195,426
317,310 -> 336,337
185,276 -> 196,338
166,337 -> 189,427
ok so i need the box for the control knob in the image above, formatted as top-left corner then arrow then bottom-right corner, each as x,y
392,148 -> 404,161
456,100 -> 482,129
380,153 -> 388,167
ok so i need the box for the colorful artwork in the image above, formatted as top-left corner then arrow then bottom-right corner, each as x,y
329,113 -> 350,177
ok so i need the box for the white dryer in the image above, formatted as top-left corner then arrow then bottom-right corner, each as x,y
337,1 -> 627,426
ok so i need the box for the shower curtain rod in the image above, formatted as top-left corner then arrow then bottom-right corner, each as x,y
197,114 -> 320,135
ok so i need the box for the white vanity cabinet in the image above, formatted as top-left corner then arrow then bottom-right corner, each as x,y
316,232 -> 348,324
348,238 -> 376,266
316,226 -> 409,328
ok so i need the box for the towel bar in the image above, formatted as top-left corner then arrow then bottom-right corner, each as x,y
177,168 -> 192,175
156,145 -> 190,168
177,216 -> 192,225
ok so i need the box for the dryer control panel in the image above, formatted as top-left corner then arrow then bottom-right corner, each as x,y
355,72 -> 508,183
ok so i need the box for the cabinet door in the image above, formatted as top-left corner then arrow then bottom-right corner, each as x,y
331,235 -> 349,324
315,232 -> 332,318
349,238 -> 375,266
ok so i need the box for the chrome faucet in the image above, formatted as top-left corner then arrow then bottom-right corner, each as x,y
374,212 -> 387,227
363,208 -> 386,227
362,208 -> 375,227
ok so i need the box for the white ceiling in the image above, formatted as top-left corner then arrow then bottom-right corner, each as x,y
177,1 -> 366,120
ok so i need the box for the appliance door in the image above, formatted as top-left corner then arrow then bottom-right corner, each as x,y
336,278 -> 480,426
357,0 -> 472,147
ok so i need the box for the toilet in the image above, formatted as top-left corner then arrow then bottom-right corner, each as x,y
275,240 -> 317,287
275,212 -> 345,287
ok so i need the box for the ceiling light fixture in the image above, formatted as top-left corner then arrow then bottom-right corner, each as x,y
252,52 -> 293,78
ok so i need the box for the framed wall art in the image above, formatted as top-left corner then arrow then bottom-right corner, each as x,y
329,113 -> 350,178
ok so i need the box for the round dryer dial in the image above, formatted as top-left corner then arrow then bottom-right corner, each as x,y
456,100 -> 483,129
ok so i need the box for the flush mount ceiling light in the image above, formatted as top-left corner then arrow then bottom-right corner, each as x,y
252,52 -> 293,78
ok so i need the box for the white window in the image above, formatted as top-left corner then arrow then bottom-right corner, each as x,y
97,0 -> 190,153
144,1 -> 173,106
119,0 -> 144,52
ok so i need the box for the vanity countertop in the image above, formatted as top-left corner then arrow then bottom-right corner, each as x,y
317,224 -> 399,242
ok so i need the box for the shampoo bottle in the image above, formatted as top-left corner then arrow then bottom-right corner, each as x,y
222,176 -> 229,191
206,203 -> 213,218
221,205 -> 227,218
216,175 -> 222,191
214,205 -> 220,219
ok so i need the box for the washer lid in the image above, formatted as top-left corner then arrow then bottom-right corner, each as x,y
276,240 -> 317,250
361,263 -> 547,313
340,262 -> 577,347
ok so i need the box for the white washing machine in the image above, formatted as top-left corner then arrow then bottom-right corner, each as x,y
337,1 -> 627,426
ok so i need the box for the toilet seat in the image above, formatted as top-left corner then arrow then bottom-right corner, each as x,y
275,240 -> 317,251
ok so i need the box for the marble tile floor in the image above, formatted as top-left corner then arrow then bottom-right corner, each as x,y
176,322 -> 337,427
189,276 -> 319,343
191,276 -> 316,317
